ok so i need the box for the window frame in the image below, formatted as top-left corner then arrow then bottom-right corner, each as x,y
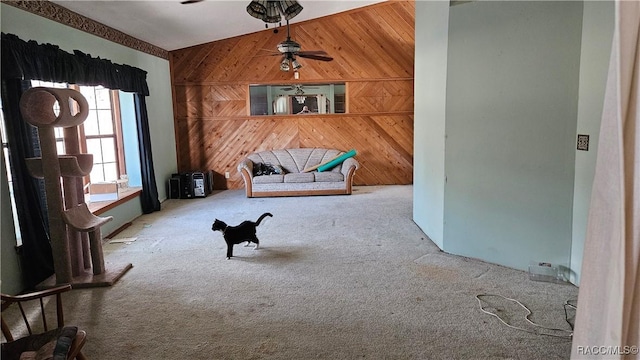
27,81 -> 128,193
71,84 -> 125,186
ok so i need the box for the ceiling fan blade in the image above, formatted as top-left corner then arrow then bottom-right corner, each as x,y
298,53 -> 333,62
180,0 -> 203,4
297,50 -> 329,56
255,53 -> 284,57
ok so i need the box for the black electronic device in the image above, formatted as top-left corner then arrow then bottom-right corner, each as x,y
180,173 -> 194,198
169,171 -> 213,199
169,177 -> 180,199
192,172 -> 206,198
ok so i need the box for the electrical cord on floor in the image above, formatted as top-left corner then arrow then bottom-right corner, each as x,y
475,294 -> 575,339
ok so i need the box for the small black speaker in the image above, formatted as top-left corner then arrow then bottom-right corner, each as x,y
179,173 -> 194,199
169,177 -> 180,199
192,172 -> 206,198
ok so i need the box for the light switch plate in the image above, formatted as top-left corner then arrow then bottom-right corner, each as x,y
577,134 -> 589,151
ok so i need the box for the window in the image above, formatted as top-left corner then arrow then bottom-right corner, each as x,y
30,81 -> 126,184
1,81 -> 141,246
29,81 -> 68,153
249,83 -> 346,115
78,85 -> 124,183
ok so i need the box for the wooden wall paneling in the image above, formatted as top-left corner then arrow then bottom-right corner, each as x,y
169,1 -> 416,189
347,80 -> 414,113
173,85 -> 248,118
348,81 -> 386,113
210,85 -> 248,117
175,116 -> 205,171
179,117 -> 302,189
203,35 -> 270,82
340,16 -> 403,78
293,19 -> 368,80
182,85 -> 213,118
170,2 -> 414,83
382,80 -> 414,112
378,1 -> 416,45
373,115 -> 414,161
177,113 -> 414,189
173,39 -> 236,82
365,4 -> 415,76
172,85 -> 187,118
298,115 -> 413,186
347,115 -> 412,185
368,115 -> 414,183
222,117 -> 301,189
171,49 -> 199,82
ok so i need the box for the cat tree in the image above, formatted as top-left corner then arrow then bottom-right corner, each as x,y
20,87 -> 132,288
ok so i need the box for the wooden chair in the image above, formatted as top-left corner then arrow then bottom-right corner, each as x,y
1,284 -> 87,360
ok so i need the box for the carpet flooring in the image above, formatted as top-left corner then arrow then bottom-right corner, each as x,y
4,186 -> 579,359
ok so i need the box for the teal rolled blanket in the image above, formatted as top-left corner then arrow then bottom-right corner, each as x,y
317,149 -> 357,172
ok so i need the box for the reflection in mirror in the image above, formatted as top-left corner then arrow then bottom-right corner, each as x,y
249,83 -> 345,116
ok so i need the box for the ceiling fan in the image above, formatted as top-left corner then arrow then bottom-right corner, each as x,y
272,19 -> 333,72
280,85 -> 319,92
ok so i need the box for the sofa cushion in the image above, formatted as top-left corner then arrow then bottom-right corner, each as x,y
314,172 -> 344,182
284,173 -> 315,183
253,174 -> 284,184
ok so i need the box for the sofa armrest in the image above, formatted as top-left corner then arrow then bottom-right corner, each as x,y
237,158 -> 254,176
237,159 -> 254,197
340,157 -> 359,195
340,157 -> 359,177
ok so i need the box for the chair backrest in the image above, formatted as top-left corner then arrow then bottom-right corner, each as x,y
1,284 -> 71,342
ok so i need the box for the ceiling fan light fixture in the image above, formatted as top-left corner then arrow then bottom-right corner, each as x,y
246,0 -> 268,19
263,2 -> 283,23
280,58 -> 290,71
247,1 -> 303,23
292,59 -> 302,71
279,1 -> 303,20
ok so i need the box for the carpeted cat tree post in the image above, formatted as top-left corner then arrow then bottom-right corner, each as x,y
20,87 -> 132,288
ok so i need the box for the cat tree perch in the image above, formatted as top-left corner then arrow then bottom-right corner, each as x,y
20,87 -> 132,288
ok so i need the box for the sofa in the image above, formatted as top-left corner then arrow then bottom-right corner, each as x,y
237,148 -> 359,197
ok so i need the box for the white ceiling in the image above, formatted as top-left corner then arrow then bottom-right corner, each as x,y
50,0 -> 386,51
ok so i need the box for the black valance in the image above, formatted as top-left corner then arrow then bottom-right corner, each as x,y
1,33 -> 149,96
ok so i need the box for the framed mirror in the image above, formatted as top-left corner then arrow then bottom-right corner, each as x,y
249,83 -> 345,116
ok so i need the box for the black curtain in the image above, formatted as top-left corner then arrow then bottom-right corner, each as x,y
134,94 -> 161,214
1,33 -> 161,288
1,33 -> 149,95
1,79 -> 54,288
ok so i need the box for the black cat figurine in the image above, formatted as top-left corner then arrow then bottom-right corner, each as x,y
211,212 -> 273,259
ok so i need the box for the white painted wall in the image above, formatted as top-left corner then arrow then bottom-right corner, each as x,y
413,0 -> 450,249
413,1 -> 614,277
570,0 -> 614,285
443,1 -> 583,271
1,3 -> 177,293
